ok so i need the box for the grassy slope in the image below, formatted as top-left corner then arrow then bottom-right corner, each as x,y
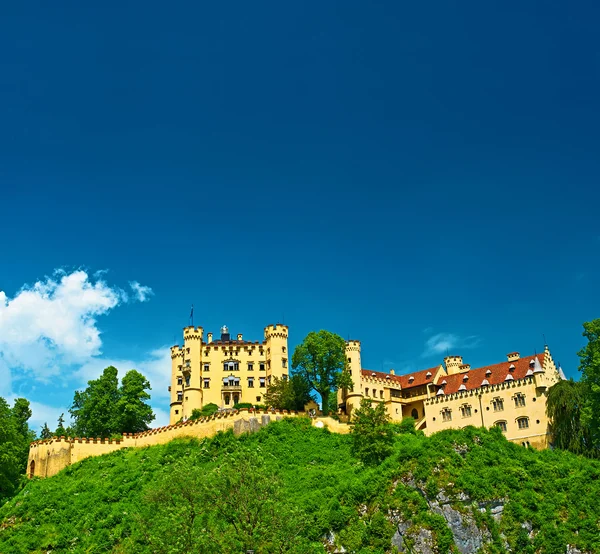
0,418 -> 599,553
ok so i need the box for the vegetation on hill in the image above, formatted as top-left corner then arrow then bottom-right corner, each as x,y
1,418 -> 600,553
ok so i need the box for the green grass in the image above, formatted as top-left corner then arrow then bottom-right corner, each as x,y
1,419 -> 599,553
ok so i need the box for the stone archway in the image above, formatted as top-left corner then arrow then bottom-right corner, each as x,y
29,459 -> 35,478
411,408 -> 419,419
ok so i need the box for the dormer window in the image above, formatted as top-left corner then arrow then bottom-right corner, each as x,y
529,359 -> 535,366
486,369 -> 492,376
458,384 -> 467,391
441,379 -> 447,386
463,375 -> 468,381
509,364 -> 516,371
408,376 -> 414,383
426,372 -> 432,378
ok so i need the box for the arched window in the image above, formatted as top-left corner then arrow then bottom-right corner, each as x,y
411,408 -> 418,419
29,459 -> 35,478
517,417 -> 529,429
495,421 -> 507,432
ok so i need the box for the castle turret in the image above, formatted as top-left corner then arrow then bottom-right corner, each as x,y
170,344 -> 184,424
180,326 -> 204,419
341,340 -> 363,417
264,324 -> 289,387
444,355 -> 463,375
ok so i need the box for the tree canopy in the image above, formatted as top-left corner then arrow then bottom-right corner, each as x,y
0,397 -> 35,503
291,330 -> 351,415
70,366 -> 155,437
578,318 -> 600,452
264,375 -> 313,412
350,398 -> 394,465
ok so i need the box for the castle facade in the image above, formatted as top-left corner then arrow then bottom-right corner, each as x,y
340,340 -> 564,449
169,324 -> 289,424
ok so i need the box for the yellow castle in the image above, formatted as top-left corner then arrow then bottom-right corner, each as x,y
169,324 -> 289,424
340,340 -> 564,449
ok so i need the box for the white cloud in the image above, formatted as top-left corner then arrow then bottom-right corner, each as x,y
0,269 -> 152,383
129,281 -> 154,302
422,332 -> 480,358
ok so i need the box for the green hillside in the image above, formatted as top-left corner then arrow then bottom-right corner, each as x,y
1,418 -> 599,553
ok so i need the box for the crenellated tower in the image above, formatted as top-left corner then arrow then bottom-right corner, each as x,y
340,340 -> 363,417
264,324 -> 289,384
181,326 -> 204,419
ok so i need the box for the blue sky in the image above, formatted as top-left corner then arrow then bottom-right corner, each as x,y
1,2 -> 599,430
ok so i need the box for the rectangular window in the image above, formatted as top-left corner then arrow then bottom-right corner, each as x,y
256,396 -> 261,402
260,363 -> 265,371
177,392 -> 183,401
248,362 -> 254,371
224,395 -> 230,405
185,376 -> 190,387
204,364 -> 210,372
461,405 -> 472,418
177,377 -> 182,385
514,394 -> 526,407
380,390 -> 384,399
493,398 -> 504,412
365,388 -> 369,396
518,418 -> 529,429
282,346 -> 286,353
348,357 -> 351,363
282,358 -> 287,368
496,421 -> 507,432
248,378 -> 254,388
203,379 -> 210,389
259,378 -> 266,388
442,409 -> 452,422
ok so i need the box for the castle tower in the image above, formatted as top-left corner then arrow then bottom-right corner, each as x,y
444,355 -> 463,375
341,340 -> 363,417
181,326 -> 204,419
264,324 -> 289,384
170,344 -> 184,423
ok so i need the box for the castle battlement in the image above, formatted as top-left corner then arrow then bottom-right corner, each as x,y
27,410 -> 349,479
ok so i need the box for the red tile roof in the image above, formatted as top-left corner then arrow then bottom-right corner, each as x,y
438,353 -> 544,395
360,369 -> 402,385
360,366 -> 439,389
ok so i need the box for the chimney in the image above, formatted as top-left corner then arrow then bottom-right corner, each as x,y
507,352 -> 520,362
444,355 -> 463,375
207,333 -> 213,343
459,364 -> 471,372
389,369 -> 395,375
237,333 -> 243,341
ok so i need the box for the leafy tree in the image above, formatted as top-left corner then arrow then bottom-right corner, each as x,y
292,330 -> 352,415
578,319 -> 600,451
39,423 -> 53,440
350,398 -> 394,465
0,397 -> 34,503
233,402 -> 254,410
546,379 -> 592,455
70,366 -> 154,437
140,447 -> 311,553
264,375 -> 313,411
115,370 -> 155,433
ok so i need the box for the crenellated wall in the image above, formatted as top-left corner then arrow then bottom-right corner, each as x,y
28,410 -> 349,479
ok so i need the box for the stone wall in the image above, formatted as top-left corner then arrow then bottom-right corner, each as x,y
28,409 -> 348,479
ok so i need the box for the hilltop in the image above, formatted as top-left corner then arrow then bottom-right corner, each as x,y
1,418 -> 599,553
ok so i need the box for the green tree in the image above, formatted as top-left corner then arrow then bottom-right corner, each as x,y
264,375 -> 313,411
291,330 -> 352,415
189,403 -> 219,420
70,366 -> 155,437
0,397 -> 34,503
546,379 -> 592,455
140,448 -> 311,553
115,370 -> 155,433
579,319 -> 600,452
54,413 -> 67,437
350,398 -> 394,465
39,422 -> 53,440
